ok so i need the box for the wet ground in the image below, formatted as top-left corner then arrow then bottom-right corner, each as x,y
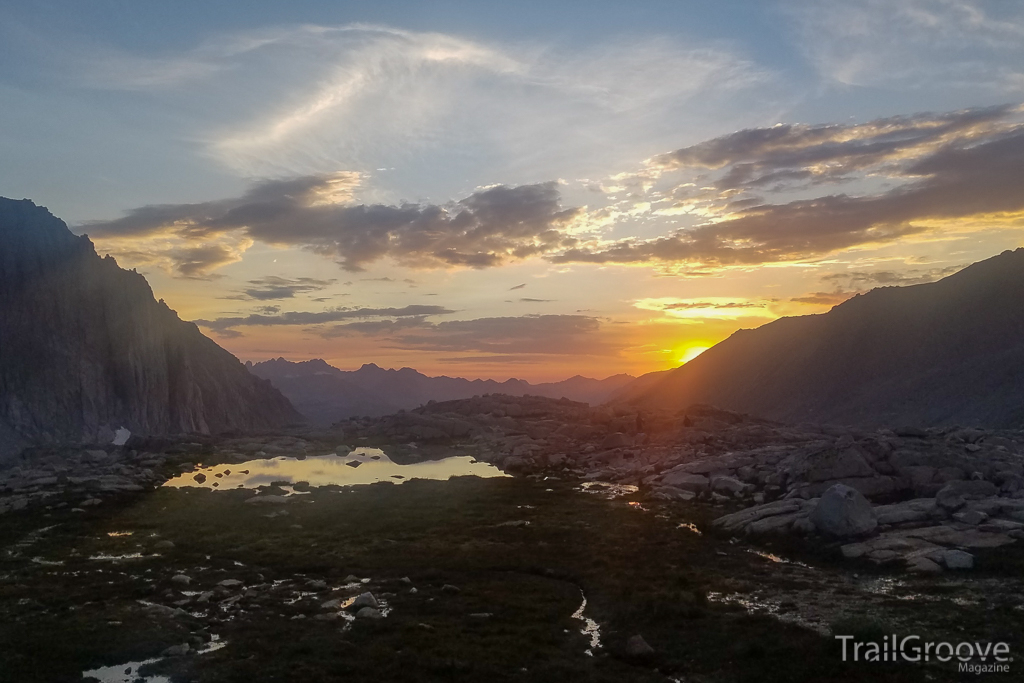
2,447 -> 1022,682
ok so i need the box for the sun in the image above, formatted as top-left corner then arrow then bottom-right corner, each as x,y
679,345 -> 711,364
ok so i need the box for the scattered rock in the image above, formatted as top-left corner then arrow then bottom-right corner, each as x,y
351,592 -> 378,609
161,643 -> 190,657
942,549 -> 975,569
625,634 -> 654,656
809,484 -> 877,537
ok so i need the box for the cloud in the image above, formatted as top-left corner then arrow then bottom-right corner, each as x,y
650,105 -> 1017,190
196,304 -> 455,333
635,297 -> 774,321
509,283 -> 527,290
520,298 -> 554,302
789,290 -> 858,306
242,276 -> 337,300
34,21 -> 780,185
557,116 -> 1024,268
392,315 -> 612,355
85,177 -> 583,272
785,0 -> 1024,92
820,265 -> 965,288
436,355 -> 544,365
88,104 -> 1024,278
96,234 -> 253,279
319,314 -> 613,356
791,263 -> 967,307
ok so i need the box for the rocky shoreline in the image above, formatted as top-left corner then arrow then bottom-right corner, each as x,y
335,394 -> 1024,573
5,392 -> 1024,576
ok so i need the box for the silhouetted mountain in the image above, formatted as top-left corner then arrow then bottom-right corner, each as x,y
0,198 -> 302,460
245,359 -> 400,424
618,249 -> 1024,429
249,358 -> 635,425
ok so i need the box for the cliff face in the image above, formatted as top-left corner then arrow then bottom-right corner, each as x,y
619,248 -> 1024,429
0,198 -> 302,458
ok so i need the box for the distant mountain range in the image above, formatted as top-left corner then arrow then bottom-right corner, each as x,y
247,358 -> 636,425
0,198 -> 302,460
617,248 -> 1024,429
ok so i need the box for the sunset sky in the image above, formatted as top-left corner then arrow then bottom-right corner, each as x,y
3,1 -> 1023,381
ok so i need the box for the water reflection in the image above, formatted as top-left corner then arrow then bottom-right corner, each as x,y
571,590 -> 602,656
162,448 -> 506,491
81,636 -> 225,683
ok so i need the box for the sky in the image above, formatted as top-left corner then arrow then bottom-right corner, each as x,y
2,0 -> 1024,381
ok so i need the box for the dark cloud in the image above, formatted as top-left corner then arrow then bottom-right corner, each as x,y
437,355 -> 542,364
319,317 -> 431,338
86,106 -> 1022,276
789,290 -> 857,306
652,105 -> 1018,191
820,265 -> 964,288
243,276 -> 337,300
392,315 -> 610,355
320,314 -> 611,356
254,305 -> 281,314
196,304 -> 455,333
520,298 -> 554,302
86,176 -> 582,272
791,265 -> 966,307
558,125 -> 1024,268
509,283 -> 527,290
166,244 -> 240,279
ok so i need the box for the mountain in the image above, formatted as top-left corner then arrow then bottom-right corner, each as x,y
244,359 -> 400,425
248,358 -> 636,425
0,198 -> 302,459
618,248 -> 1024,429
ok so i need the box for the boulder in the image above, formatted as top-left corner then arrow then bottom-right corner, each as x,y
625,634 -> 654,657
601,433 -> 633,449
712,499 -> 805,533
244,495 -> 290,505
710,476 -> 747,496
161,643 -> 190,657
952,510 -> 988,525
942,549 -> 974,569
660,472 -> 709,492
351,592 -> 378,610
804,447 -> 875,482
906,556 -> 942,573
936,480 -> 998,501
808,484 -> 877,537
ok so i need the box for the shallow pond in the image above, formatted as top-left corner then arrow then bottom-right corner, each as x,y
162,448 -> 507,491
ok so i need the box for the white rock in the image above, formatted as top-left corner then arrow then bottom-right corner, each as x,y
809,484 -> 878,537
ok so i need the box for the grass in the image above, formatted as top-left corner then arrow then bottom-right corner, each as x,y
0,472 -> 1007,682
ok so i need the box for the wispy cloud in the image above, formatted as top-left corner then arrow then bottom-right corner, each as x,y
785,0 -> 1024,92
57,23 -> 779,181
196,304 -> 454,333
241,276 -> 337,300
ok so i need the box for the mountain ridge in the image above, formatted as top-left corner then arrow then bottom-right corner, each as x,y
617,248 -> 1024,428
0,197 -> 303,460
248,357 -> 636,425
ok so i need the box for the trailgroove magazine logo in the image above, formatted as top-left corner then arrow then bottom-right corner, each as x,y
836,634 -> 1012,674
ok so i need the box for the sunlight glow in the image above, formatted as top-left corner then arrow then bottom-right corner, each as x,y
679,345 -> 710,364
